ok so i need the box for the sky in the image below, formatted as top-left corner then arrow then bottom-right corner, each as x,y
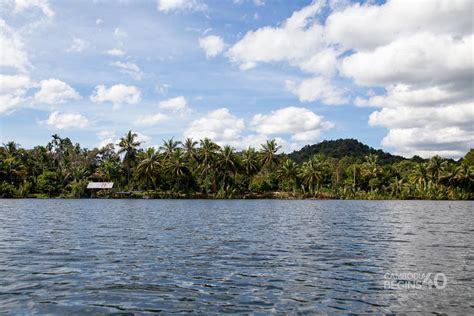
0,0 -> 472,158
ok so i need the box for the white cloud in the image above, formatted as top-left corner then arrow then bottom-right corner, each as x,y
341,33 -> 473,87
34,79 -> 81,104
184,108 -> 245,147
45,111 -> 89,129
95,130 -> 116,149
90,84 -> 141,105
251,106 -> 333,142
159,96 -> 189,114
66,37 -> 89,53
325,0 -> 472,51
111,61 -> 143,80
355,84 -> 471,109
380,127 -> 473,159
0,74 -> 33,114
157,0 -> 207,12
0,19 -> 30,72
135,113 -> 169,126
285,77 -> 348,105
12,0 -> 55,18
184,107 -> 332,151
0,74 -> 32,95
199,35 -> 225,58
135,132 -> 151,145
105,48 -> 126,56
96,18 -> 103,25
226,0 -> 326,71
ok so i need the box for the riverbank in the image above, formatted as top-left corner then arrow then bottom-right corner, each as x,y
18,190 -> 471,200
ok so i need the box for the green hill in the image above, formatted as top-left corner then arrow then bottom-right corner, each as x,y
288,139 -> 422,164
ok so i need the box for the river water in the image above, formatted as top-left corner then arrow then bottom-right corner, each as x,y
0,200 -> 472,314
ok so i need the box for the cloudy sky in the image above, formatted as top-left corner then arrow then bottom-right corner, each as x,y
0,0 -> 472,158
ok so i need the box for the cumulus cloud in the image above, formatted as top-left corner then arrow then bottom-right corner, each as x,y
341,33 -> 473,87
226,0 -> 326,71
251,106 -> 333,142
135,113 -> 169,126
12,0 -> 55,18
380,127 -> 473,159
157,0 -> 207,12
34,79 -> 81,104
325,0 -> 472,51
111,61 -> 143,80
184,107 -> 332,151
66,37 -> 88,53
285,77 -> 348,105
185,108 -> 246,147
105,48 -> 125,57
90,84 -> 141,105
199,35 -> 225,58
159,96 -> 189,115
0,74 -> 33,114
0,19 -> 30,72
45,111 -> 89,129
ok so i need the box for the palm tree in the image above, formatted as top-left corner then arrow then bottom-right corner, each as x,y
428,155 -> 446,184
136,147 -> 161,189
160,138 -> 181,159
183,137 -> 198,163
166,148 -> 190,191
198,138 -> 220,193
277,158 -> 298,192
362,154 -> 381,192
218,145 -> 238,188
260,139 -> 281,172
411,163 -> 429,194
118,130 -> 141,188
300,155 -> 326,195
241,147 -> 259,189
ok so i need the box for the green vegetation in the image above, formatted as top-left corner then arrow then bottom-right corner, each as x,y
0,132 -> 472,199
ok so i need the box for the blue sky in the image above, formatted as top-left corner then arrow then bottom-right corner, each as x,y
0,0 -> 472,158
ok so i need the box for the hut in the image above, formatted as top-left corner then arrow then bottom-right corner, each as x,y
87,182 -> 114,197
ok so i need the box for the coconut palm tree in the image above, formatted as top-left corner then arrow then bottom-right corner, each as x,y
362,154 -> 381,192
300,155 -> 326,195
241,147 -> 259,188
160,138 -> 181,159
218,145 -> 238,188
136,147 -> 161,189
428,155 -> 446,184
277,158 -> 299,192
260,139 -> 281,172
183,137 -> 198,163
411,163 -> 429,195
198,138 -> 220,193
166,148 -> 190,191
118,130 -> 141,188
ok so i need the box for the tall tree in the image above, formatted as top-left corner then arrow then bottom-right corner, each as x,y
198,138 -> 220,193
260,139 -> 281,172
118,131 -> 141,188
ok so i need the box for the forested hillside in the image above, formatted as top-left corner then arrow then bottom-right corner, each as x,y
289,139 -> 424,164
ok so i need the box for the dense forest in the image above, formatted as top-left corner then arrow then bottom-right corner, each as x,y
0,132 -> 473,199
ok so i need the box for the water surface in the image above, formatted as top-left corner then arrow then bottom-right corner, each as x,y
0,200 -> 473,314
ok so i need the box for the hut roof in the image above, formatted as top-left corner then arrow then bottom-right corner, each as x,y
87,182 -> 114,189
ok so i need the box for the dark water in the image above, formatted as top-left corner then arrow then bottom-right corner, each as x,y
0,200 -> 473,314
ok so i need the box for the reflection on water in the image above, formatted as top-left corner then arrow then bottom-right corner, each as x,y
0,200 -> 472,314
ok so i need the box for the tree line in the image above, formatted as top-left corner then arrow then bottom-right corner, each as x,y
0,131 -> 472,199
